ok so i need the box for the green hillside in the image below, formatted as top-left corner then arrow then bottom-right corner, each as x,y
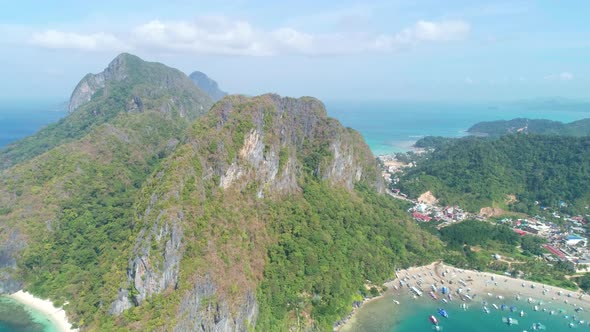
0,54 -> 213,326
467,118 -> 590,137
0,56 -> 441,331
399,134 -> 590,214
0,53 -> 212,169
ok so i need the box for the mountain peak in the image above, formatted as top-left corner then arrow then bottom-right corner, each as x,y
189,71 -> 227,102
67,53 -> 212,115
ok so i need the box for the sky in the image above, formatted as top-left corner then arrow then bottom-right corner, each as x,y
0,0 -> 589,101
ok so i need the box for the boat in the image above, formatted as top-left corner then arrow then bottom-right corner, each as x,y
432,326 -> 442,331
430,291 -> 439,300
431,285 -> 437,292
392,299 -> 400,304
501,304 -> 507,311
510,305 -> 517,312
442,298 -> 448,303
569,322 -> 575,328
532,322 -> 546,330
520,310 -> 525,317
461,303 -> 467,310
437,308 -> 449,318
410,286 -> 423,297
483,306 -> 490,314
492,304 -> 499,310
441,286 -> 448,295
463,294 -> 472,301
429,315 -> 439,325
533,305 -> 539,311
502,317 -> 519,325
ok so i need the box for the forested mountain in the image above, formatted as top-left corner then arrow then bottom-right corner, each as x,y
467,118 -> 590,137
0,53 -> 212,169
189,71 -> 228,102
0,54 -> 441,331
400,134 -> 590,213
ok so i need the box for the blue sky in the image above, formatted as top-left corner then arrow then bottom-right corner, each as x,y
0,0 -> 588,101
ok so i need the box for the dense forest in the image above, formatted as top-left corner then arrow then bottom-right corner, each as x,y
400,134 -> 590,213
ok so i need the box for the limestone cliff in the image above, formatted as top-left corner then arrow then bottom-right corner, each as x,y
110,94 -> 383,331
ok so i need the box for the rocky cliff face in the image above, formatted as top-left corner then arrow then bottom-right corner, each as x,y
189,71 -> 227,102
110,94 -> 381,331
68,54 -> 129,112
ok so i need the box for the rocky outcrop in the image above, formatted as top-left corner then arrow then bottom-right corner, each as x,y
68,53 -> 130,112
0,230 -> 24,293
174,275 -> 258,332
189,71 -> 227,102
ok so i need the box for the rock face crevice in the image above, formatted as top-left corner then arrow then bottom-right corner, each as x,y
0,230 -> 24,294
173,275 -> 258,332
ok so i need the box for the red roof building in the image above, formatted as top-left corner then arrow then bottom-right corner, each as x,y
412,212 -> 432,222
544,244 -> 566,259
513,229 -> 527,236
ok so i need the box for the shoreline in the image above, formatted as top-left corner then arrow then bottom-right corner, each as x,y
337,261 -> 590,331
8,290 -> 78,332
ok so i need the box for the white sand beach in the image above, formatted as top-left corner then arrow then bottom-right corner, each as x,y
9,290 -> 78,332
387,262 -> 590,310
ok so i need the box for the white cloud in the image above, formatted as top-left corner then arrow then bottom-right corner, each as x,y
559,71 -> 574,81
30,30 -> 126,51
370,20 -> 470,51
464,77 -> 474,84
29,18 -> 470,56
545,71 -> 574,81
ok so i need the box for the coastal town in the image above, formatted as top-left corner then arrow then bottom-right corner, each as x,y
378,154 -> 590,274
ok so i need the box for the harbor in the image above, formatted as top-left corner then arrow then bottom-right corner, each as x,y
339,262 -> 590,331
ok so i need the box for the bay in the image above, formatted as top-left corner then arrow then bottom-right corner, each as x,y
326,100 -> 590,155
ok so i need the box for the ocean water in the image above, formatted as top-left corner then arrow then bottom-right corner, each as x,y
344,292 -> 590,332
0,297 -> 57,332
325,100 -> 590,155
0,101 -> 65,148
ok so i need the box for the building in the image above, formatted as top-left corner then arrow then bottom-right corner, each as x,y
412,212 -> 432,222
565,234 -> 587,247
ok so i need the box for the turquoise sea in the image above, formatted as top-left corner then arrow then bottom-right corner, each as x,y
343,291 -> 590,332
326,100 -> 590,155
0,297 -> 57,332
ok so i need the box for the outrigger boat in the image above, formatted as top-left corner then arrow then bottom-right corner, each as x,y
430,291 -> 439,300
502,317 -> 519,325
437,308 -> 449,318
429,315 -> 439,325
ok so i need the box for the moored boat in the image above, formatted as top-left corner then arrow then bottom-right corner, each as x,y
437,308 -> 449,318
429,315 -> 439,325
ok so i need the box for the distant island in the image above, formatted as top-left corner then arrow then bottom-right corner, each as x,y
467,118 -> 590,137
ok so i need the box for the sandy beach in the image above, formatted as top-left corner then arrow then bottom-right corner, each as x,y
386,262 -> 589,309
9,290 -> 78,332
337,261 -> 590,331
